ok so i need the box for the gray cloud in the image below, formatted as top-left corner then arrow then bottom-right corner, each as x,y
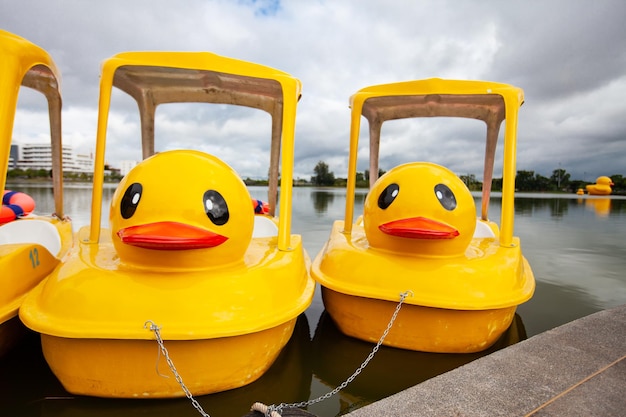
2,0 -> 625,181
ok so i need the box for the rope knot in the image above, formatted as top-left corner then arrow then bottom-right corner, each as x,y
251,402 -> 282,417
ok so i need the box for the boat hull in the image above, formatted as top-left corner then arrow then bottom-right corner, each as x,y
322,287 -> 516,353
0,217 -> 72,356
20,226 -> 315,398
312,220 -> 534,353
41,318 -> 296,398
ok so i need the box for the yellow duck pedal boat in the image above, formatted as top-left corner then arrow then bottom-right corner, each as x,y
0,30 -> 73,357
20,51 -> 315,398
311,79 -> 535,353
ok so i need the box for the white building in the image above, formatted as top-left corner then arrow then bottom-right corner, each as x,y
119,160 -> 139,177
13,143 -> 94,174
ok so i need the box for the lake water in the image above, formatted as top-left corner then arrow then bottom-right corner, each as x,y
2,184 -> 626,417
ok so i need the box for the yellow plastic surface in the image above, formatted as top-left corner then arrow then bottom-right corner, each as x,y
41,319 -> 296,398
1,218 -> 73,324
344,78 -> 524,247
0,30 -> 65,217
311,79 -> 534,352
313,219 -> 534,310
21,223 -> 314,339
19,51 -> 314,346
322,288 -> 518,353
89,51 -> 302,252
0,243 -> 58,323
586,176 -> 613,195
363,163 -> 477,257
0,31 -> 72,338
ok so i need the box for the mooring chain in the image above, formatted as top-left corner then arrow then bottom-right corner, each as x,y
144,321 -> 211,417
262,290 -> 413,417
145,289 -> 413,417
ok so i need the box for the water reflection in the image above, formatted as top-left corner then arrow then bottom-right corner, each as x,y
514,193 -> 626,219
0,315 -> 313,417
582,198 -> 611,218
311,190 -> 335,214
353,191 -> 367,205
514,196 -> 571,218
308,188 -> 367,216
310,312 -> 526,413
5,182 -> 117,228
517,280 -> 601,336
3,185 -> 626,417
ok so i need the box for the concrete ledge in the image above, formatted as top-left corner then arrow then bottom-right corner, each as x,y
346,304 -> 626,417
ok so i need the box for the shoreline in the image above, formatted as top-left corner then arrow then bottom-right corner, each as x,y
5,180 -> 626,198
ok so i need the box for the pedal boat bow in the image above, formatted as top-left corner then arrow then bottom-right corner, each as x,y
311,79 -> 535,353
20,52 -> 314,398
0,30 -> 72,357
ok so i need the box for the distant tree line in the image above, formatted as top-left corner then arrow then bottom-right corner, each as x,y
8,163 -> 625,195
6,168 -> 51,179
310,160 -> 388,187
308,161 -> 626,195
514,169 -> 626,194
6,167 -> 121,182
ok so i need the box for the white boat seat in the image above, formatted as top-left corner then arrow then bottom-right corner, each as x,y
252,216 -> 278,238
473,219 -> 496,238
0,219 -> 62,256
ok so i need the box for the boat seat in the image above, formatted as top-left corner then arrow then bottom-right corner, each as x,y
0,219 -> 62,256
252,216 -> 278,238
473,219 -> 496,238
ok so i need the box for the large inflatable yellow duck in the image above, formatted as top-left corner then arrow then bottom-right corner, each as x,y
363,162 -> 477,257
586,176 -> 613,196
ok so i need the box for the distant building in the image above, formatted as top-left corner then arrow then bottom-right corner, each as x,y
119,160 -> 138,177
13,143 -> 94,173
9,144 -> 19,169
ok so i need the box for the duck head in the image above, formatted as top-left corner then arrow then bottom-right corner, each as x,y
363,162 -> 476,257
110,150 -> 254,269
597,176 -> 614,188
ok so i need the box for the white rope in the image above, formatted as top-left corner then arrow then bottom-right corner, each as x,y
251,402 -> 282,417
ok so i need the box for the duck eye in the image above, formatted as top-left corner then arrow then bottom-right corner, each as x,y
120,183 -> 142,219
378,183 -> 399,209
203,190 -> 229,225
434,184 -> 456,211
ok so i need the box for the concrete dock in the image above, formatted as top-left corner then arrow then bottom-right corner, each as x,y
342,303 -> 625,417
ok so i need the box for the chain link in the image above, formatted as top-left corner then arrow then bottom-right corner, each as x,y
144,321 -> 211,417
267,290 -> 413,416
145,289 -> 412,417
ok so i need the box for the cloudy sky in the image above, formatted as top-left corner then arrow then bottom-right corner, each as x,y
2,0 -> 625,182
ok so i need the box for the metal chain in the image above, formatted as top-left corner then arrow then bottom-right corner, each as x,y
145,289 -> 413,417
144,321 -> 211,417
265,290 -> 413,417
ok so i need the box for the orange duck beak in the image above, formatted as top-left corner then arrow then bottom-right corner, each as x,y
379,217 -> 459,240
117,221 -> 228,250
